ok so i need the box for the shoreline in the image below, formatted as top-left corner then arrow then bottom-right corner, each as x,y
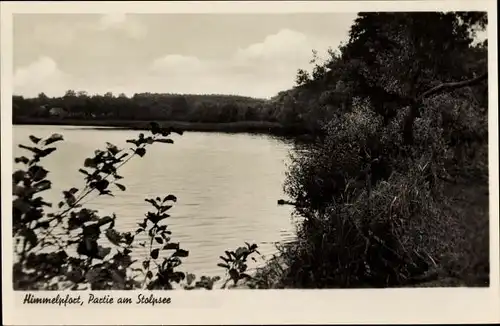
12,118 -> 312,137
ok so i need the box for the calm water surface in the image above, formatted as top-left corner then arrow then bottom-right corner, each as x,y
13,125 -> 296,277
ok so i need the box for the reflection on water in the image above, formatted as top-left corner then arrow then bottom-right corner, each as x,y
13,125 -> 296,277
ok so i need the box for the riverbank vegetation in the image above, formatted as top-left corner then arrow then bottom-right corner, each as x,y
12,11 -> 490,290
251,11 -> 490,288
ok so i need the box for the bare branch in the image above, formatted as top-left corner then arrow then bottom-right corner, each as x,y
403,71 -> 488,145
418,72 -> 488,101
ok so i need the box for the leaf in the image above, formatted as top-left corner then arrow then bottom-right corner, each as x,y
12,185 -> 24,196
235,247 -> 248,258
117,152 -> 129,160
91,179 -> 109,192
85,268 -> 101,283
155,138 -> 174,144
101,190 -> 114,197
96,215 -> 114,227
43,133 -> 64,146
84,158 -> 97,168
110,270 -> 125,286
186,273 -> 196,286
106,142 -> 119,155
163,194 -> 177,202
14,156 -> 30,164
96,246 -> 112,260
12,170 -> 27,184
123,232 -> 134,245
39,147 -> 57,158
63,191 -> 76,205
32,196 -> 52,208
146,212 -> 167,224
66,268 -> 84,283
163,243 -> 179,250
115,183 -> 126,191
173,249 -> 189,258
228,269 -> 239,282
146,271 -> 153,279
33,180 -> 51,193
155,237 -> 163,244
28,165 -> 49,182
135,147 -> 146,157
142,260 -> 150,270
36,221 -> 51,229
171,271 -> 186,283
105,229 -> 122,246
13,198 -> 32,214
217,263 -> 230,269
29,135 -> 42,144
78,168 -> 90,176
150,248 -> 160,259
22,229 -> 38,250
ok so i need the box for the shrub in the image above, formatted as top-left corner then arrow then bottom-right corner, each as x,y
281,88 -> 488,288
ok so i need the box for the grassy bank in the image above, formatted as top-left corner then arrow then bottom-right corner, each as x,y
247,175 -> 489,289
13,117 -> 312,136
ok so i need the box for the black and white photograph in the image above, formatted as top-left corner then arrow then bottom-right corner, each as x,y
2,1 -> 498,325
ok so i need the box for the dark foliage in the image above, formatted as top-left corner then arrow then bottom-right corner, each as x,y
271,11 -> 489,288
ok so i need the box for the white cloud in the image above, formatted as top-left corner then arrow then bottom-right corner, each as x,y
234,29 -> 309,63
145,28 -> 335,97
150,54 -> 208,75
97,13 -> 147,39
13,28 -> 344,99
14,56 -> 72,97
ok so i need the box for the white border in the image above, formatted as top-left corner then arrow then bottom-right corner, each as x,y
1,1 -> 499,324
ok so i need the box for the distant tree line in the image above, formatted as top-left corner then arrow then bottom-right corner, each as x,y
12,90 -> 315,131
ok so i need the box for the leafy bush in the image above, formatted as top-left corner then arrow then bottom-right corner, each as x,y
281,83 -> 488,288
12,122 -> 260,290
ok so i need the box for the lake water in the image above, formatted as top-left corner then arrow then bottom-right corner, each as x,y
13,125 -> 296,279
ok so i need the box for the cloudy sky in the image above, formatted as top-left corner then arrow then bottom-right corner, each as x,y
13,13 -> 357,99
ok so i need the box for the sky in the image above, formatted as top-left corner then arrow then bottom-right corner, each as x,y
13,13 -> 358,99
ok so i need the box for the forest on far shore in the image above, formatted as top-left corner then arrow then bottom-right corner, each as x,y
12,89 -> 315,133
